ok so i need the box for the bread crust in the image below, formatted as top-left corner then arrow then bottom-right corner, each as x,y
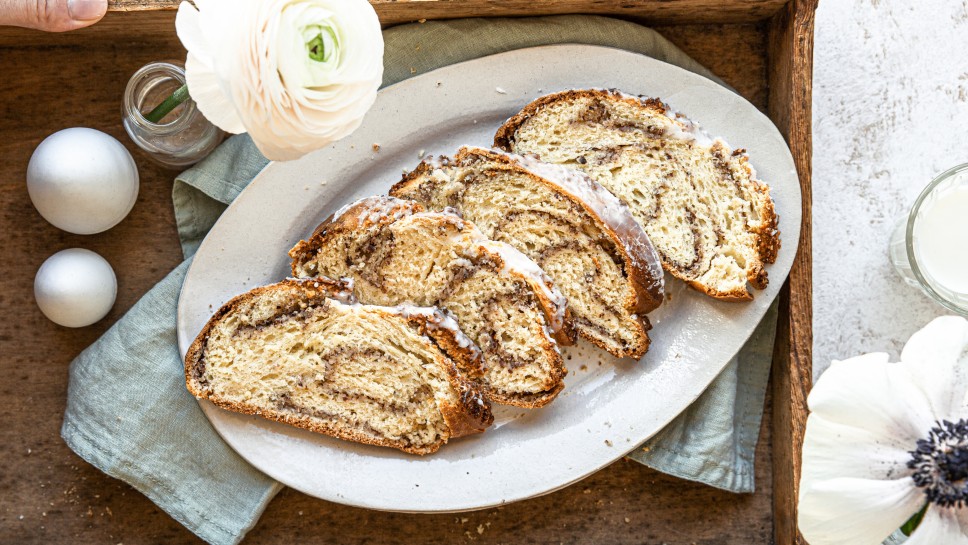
493,88 -> 668,151
289,196 -> 568,408
392,147 -> 664,359
185,278 -> 493,455
494,88 -> 781,302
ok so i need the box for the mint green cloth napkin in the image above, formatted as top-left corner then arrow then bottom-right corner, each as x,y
62,15 -> 776,545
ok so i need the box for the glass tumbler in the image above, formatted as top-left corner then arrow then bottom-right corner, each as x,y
889,163 -> 968,315
122,61 -> 224,168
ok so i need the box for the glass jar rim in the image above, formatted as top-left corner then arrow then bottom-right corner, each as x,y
905,162 -> 968,315
123,61 -> 197,136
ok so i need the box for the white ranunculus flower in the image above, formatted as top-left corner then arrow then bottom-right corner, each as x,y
799,316 -> 968,545
175,0 -> 384,161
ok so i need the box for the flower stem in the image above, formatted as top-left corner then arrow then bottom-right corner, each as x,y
145,83 -> 190,123
900,503 -> 928,536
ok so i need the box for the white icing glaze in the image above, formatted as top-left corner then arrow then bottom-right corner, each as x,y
348,195 -> 418,225
465,146 -> 666,297
470,239 -> 569,333
388,305 -> 484,363
543,325 -> 562,355
287,277 -> 357,304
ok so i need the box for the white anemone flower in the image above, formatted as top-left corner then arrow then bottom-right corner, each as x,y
175,0 -> 384,161
799,316 -> 968,545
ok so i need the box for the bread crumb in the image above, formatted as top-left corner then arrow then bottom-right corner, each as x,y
410,67 -> 416,74
415,44 -> 421,51
624,517 -> 630,524
495,87 -> 507,94
604,439 -> 613,447
641,446 -> 651,452
418,18 -> 427,23
372,143 -> 380,152
583,488 -> 591,494
477,524 -> 485,535
460,517 -> 468,523
418,149 -> 426,159
579,364 -> 587,371
436,81 -> 442,87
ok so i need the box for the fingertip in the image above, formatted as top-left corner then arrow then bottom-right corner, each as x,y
68,0 -> 107,24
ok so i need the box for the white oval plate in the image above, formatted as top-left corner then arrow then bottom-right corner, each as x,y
177,45 -> 800,513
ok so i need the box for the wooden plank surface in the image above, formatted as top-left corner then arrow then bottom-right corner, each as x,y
766,1 -> 817,544
106,0 -> 789,24
0,10 -> 796,545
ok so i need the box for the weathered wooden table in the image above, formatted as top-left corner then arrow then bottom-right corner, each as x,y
0,1 -> 815,543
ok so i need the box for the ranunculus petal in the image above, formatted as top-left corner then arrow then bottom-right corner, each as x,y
808,352 -> 938,446
798,477 -> 924,545
905,507 -> 968,545
184,53 -> 246,134
901,316 -> 968,421
175,1 -> 209,65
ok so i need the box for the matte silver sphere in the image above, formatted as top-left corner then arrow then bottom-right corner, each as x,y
27,128 -> 139,235
34,248 -> 118,328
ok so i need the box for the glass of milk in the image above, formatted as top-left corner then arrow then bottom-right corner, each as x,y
889,164 -> 968,315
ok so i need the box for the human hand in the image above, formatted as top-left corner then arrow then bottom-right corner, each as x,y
1,0 -> 107,32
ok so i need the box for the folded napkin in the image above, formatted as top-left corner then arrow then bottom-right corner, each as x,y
63,15 -> 777,545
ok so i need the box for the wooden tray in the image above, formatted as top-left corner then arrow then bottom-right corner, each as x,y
0,1 -> 815,543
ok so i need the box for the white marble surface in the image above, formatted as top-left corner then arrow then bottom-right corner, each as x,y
812,0 -> 968,379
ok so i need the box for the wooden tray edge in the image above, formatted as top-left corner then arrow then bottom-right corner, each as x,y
767,1 -> 817,544
103,0 -> 790,25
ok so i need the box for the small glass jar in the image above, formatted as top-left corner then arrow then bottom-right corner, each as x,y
122,61 -> 224,169
888,163 -> 968,315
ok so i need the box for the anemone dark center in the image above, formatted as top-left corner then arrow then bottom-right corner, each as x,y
908,419 -> 968,508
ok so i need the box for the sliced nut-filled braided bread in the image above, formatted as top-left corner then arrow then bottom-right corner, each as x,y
185,278 -> 492,455
391,146 -> 664,359
494,88 -> 780,301
289,196 -> 570,408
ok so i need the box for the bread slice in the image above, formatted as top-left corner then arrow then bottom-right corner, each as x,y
289,196 -> 569,408
185,278 -> 493,455
494,88 -> 780,301
391,146 -> 665,359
